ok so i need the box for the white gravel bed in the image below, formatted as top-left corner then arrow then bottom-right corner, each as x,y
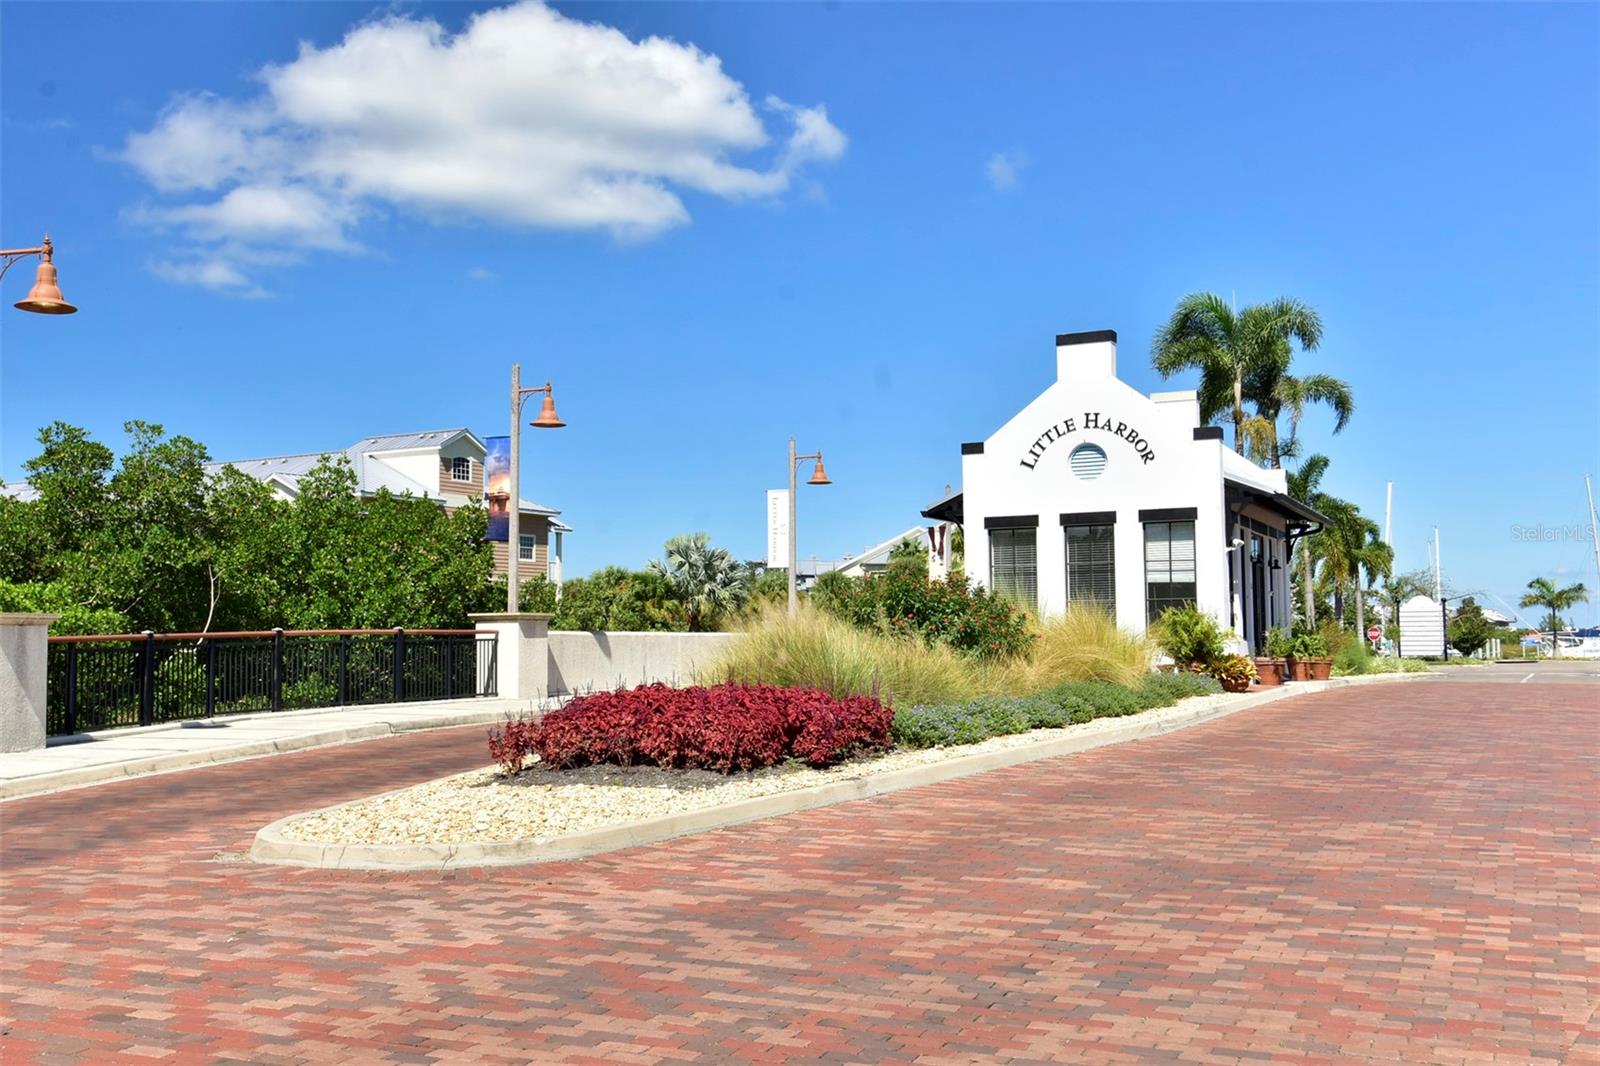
281,692 -> 1236,846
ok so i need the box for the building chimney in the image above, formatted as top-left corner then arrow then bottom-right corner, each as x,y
1056,330 -> 1117,382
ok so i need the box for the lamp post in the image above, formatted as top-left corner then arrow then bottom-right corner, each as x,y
505,363 -> 565,613
786,437 -> 832,617
1,234 -> 77,314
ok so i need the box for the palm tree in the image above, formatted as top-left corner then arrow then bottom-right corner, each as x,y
647,532 -> 749,632
1286,454 -> 1333,626
1246,358 -> 1355,468
1518,577 -> 1589,658
1152,293 -> 1323,455
1317,496 -> 1378,628
1352,531 -> 1393,640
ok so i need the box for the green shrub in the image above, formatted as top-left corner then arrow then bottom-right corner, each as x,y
1039,679 -> 1143,717
283,675 -> 338,708
553,567 -> 682,631
1265,628 -> 1294,659
1332,643 -> 1370,676
813,568 -> 1034,660
1137,671 -> 1222,707
1150,605 -> 1226,667
1317,620 -> 1357,658
892,671 -> 1219,750
1337,646 -> 1440,672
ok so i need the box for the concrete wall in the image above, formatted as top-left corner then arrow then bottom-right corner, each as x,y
547,631 -> 742,696
1,613 -> 57,753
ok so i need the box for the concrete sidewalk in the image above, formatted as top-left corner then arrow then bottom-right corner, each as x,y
0,696 -> 553,801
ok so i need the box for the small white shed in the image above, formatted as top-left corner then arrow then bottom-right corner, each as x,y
1399,594 -> 1444,658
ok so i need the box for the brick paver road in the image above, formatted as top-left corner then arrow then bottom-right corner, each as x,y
2,681 -> 1596,1064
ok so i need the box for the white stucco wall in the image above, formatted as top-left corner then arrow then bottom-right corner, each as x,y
959,332 -> 1234,634
547,632 -> 742,696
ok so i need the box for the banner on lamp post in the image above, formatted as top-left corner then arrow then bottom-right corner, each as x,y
484,435 -> 511,542
766,489 -> 789,568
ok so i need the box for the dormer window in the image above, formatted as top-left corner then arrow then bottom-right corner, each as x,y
450,456 -> 472,482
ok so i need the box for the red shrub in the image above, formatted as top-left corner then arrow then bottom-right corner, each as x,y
521,682 -> 890,774
486,716 -> 537,775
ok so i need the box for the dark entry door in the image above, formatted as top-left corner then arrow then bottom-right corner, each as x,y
1249,535 -> 1267,652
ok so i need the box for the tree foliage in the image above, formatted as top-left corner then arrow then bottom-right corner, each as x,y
647,532 -> 749,631
1519,577 -> 1588,656
1151,293 -> 1324,457
2,422 -> 499,634
1447,597 -> 1495,657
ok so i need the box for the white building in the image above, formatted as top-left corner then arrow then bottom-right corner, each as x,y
921,330 -> 1326,649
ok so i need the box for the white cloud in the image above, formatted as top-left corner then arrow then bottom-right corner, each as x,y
466,266 -> 498,282
122,2 -> 846,292
150,255 -> 270,298
985,150 -> 1026,192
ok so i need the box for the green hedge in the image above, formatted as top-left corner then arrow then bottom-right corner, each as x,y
892,671 -> 1220,749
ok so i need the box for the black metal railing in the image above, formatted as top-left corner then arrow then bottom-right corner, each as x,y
46,628 -> 498,736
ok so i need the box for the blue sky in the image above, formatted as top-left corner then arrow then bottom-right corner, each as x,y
3,2 -> 1597,624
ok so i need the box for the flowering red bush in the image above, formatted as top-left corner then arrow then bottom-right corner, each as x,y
522,683 -> 891,774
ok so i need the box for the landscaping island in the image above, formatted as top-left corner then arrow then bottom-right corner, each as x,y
254,672 -> 1430,869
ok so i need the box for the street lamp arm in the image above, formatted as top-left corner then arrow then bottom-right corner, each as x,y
0,248 -> 49,285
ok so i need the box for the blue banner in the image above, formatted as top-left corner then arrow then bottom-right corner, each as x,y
484,435 -> 510,541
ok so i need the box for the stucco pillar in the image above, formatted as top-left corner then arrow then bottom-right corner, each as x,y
469,612 -> 552,702
1,613 -> 58,753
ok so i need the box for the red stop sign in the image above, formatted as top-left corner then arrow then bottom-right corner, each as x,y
1366,625 -> 1383,641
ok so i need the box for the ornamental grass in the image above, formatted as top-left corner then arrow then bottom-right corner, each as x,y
1007,608 -> 1155,689
701,602 -> 982,707
702,603 -> 1156,706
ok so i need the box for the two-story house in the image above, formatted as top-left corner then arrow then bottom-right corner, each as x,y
207,428 -> 568,587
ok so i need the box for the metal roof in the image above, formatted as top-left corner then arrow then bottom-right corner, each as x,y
203,428 -> 560,516
350,428 -> 483,453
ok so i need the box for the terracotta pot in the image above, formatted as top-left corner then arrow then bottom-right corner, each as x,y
1288,658 -> 1314,682
1309,658 -> 1333,681
1220,675 -> 1252,693
1253,657 -> 1285,686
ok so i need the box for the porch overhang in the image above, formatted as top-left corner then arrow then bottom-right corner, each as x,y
1224,477 -> 1328,549
920,490 -> 964,524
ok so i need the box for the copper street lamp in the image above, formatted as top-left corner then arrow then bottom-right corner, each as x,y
786,436 -> 833,617
1,234 -> 78,314
505,363 -> 566,613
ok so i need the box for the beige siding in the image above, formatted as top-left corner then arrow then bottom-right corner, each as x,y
439,453 -> 484,497
489,514 -> 551,580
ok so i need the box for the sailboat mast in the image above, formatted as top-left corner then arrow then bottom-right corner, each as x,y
1586,475 -> 1600,591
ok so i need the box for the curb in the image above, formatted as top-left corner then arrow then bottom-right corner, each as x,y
251,673 -> 1435,872
0,702 -> 545,803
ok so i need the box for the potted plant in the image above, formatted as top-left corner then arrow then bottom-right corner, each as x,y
1300,632 -> 1332,679
1289,631 -> 1329,681
1256,628 -> 1292,686
1207,653 -> 1258,693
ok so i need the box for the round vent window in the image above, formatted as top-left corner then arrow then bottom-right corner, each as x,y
1068,443 -> 1107,480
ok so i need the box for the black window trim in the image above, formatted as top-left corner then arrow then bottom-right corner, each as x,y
1138,507 -> 1197,523
984,514 -> 1040,529
1060,510 -> 1116,526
